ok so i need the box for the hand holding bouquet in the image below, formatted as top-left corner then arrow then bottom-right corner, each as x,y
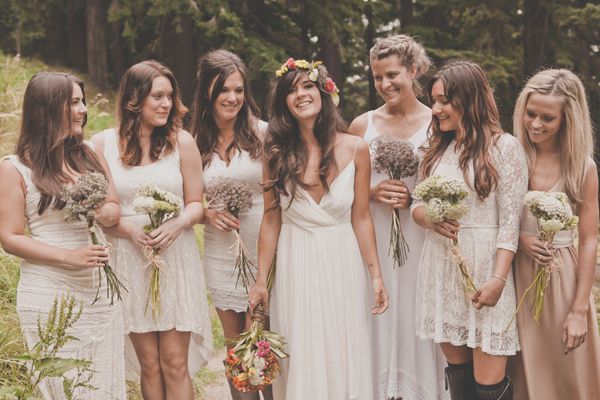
205,176 -> 255,290
132,183 -> 183,321
225,261 -> 287,392
62,172 -> 127,305
413,175 -> 476,293
370,135 -> 420,268
514,191 -> 578,324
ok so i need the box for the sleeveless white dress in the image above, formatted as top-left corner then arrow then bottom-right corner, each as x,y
203,149 -> 262,312
364,111 -> 448,400
3,155 -> 126,399
271,141 -> 373,400
413,134 -> 527,355
101,129 -> 212,379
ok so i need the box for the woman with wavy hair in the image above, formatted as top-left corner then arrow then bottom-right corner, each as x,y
190,49 -> 268,400
248,58 -> 389,399
412,60 -> 528,400
91,60 -> 212,399
0,72 -> 125,397
508,69 -> 600,399
349,34 -> 447,400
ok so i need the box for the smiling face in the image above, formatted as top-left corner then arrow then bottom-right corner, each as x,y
285,73 -> 322,123
70,83 -> 87,136
140,75 -> 173,128
523,92 -> 563,148
371,55 -> 416,105
430,79 -> 462,133
210,70 -> 245,123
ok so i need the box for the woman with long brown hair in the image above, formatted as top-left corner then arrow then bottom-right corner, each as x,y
190,49 -> 268,400
509,69 -> 600,399
91,61 -> 212,399
248,58 -> 389,399
412,60 -> 527,400
0,72 -> 125,397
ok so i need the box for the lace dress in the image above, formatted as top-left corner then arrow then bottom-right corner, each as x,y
3,155 -> 126,399
271,142 -> 373,400
203,150 -> 262,312
101,129 -> 212,378
413,134 -> 527,355
364,111 -> 448,400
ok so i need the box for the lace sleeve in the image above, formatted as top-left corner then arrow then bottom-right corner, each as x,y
495,135 -> 528,252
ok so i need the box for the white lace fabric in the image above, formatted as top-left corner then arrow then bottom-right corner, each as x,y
413,134 -> 528,355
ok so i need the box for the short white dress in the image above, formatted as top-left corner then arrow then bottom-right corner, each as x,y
203,149 -> 262,312
413,134 -> 528,355
101,129 -> 212,378
364,111 -> 448,400
3,155 -> 126,399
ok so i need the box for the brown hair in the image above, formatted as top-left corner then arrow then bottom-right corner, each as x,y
16,72 -> 105,214
190,49 -> 261,167
369,34 -> 432,97
264,66 -> 347,209
116,60 -> 187,166
422,60 -> 501,200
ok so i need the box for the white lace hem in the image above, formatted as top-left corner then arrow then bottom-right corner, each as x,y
377,368 -> 449,400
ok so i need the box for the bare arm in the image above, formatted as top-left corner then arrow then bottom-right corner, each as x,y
147,130 -> 204,250
563,160 -> 599,353
351,139 -> 388,314
0,159 -> 108,269
248,157 -> 282,314
93,148 -> 120,228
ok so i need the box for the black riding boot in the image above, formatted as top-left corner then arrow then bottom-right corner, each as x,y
444,361 -> 477,400
475,377 -> 513,400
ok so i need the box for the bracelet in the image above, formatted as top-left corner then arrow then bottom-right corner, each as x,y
492,274 -> 507,284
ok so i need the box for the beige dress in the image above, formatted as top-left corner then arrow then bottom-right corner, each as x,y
510,182 -> 600,400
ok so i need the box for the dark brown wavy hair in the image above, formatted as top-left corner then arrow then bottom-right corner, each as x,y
15,72 -> 105,215
116,60 -> 187,166
264,67 -> 347,209
421,60 -> 501,200
190,50 -> 261,167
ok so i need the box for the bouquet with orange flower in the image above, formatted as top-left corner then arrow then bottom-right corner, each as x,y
224,261 -> 288,392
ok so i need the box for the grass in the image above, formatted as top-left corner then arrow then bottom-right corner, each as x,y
0,51 -> 226,398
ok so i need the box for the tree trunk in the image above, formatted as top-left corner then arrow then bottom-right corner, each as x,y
365,1 -> 377,110
67,0 -> 87,71
86,0 -> 109,89
319,37 -> 343,103
159,13 -> 197,108
44,7 -> 66,63
400,0 -> 413,28
523,0 -> 552,77
107,19 -> 126,86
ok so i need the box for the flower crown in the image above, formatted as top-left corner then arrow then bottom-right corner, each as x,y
275,58 -> 340,106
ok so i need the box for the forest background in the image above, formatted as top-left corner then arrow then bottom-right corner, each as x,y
0,0 -> 599,397
0,0 -> 599,138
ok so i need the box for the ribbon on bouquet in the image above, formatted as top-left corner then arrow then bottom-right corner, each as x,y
142,245 -> 168,274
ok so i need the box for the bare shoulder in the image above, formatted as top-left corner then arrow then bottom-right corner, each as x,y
348,112 -> 369,137
177,129 -> 196,145
0,158 -> 25,191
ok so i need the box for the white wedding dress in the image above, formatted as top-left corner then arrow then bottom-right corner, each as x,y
3,155 -> 126,399
364,111 -> 448,400
271,142 -> 373,400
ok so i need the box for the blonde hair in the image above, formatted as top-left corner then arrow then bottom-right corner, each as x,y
513,69 -> 594,204
369,34 -> 432,96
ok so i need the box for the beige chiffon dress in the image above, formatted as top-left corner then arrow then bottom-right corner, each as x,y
510,182 -> 600,400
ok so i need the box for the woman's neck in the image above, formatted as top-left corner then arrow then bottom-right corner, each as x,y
299,120 -> 318,147
215,116 -> 236,141
385,95 -> 420,116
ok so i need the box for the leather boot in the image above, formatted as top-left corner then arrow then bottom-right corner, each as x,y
445,361 -> 478,400
475,377 -> 512,400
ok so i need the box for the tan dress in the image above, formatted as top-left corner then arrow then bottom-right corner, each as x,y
510,182 -> 600,400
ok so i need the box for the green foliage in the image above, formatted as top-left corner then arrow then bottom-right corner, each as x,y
0,295 -> 95,399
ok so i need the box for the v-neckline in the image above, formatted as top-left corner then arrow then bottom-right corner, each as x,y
300,161 -> 355,206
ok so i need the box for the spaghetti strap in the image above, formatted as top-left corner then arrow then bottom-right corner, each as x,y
352,138 -> 360,161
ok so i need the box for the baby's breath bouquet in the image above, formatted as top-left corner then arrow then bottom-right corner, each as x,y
62,172 -> 126,305
370,135 -> 420,268
413,175 -> 476,292
205,176 -> 255,290
224,261 -> 287,392
132,183 -> 183,321
515,191 -> 578,324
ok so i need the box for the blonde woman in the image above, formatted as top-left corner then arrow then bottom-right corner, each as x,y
349,35 -> 447,400
509,69 -> 600,399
